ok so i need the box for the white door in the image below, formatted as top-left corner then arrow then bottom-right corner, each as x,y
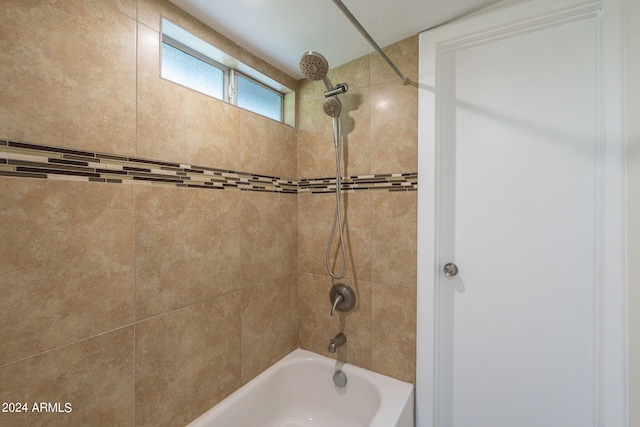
417,1 -> 627,426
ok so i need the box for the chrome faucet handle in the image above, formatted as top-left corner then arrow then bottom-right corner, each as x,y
330,294 -> 344,316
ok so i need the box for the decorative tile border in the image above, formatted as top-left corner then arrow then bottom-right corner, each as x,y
298,173 -> 417,193
0,140 -> 298,193
0,140 -> 417,193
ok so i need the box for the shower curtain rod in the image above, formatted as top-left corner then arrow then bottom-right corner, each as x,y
330,0 -> 411,85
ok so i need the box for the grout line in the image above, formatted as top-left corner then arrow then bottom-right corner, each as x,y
0,323 -> 135,369
1,284 -> 265,369
134,287 -> 244,324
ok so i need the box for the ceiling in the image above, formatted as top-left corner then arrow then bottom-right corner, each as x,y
168,0 -> 502,80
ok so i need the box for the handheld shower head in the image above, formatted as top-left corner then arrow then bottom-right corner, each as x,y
323,96 -> 342,118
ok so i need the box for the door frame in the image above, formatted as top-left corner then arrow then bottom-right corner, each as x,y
416,0 -> 627,426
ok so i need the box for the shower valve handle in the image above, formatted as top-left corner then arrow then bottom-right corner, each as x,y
330,294 -> 344,316
329,283 -> 356,316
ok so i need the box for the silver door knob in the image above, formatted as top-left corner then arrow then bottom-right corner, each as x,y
443,263 -> 459,278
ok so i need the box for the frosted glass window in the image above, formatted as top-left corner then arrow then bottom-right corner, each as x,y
160,18 -> 289,123
161,42 -> 225,100
237,74 -> 283,122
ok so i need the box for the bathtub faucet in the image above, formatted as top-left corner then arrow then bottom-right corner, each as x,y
328,332 -> 347,353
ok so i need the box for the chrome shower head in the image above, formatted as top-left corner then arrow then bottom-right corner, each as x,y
300,51 -> 347,118
299,51 -> 334,91
299,51 -> 329,81
323,96 -> 342,117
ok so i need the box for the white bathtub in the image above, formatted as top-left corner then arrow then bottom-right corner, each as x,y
188,348 -> 414,427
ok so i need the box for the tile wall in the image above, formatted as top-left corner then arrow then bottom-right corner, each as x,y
0,0 -> 298,425
0,0 -> 418,425
297,38 -> 418,382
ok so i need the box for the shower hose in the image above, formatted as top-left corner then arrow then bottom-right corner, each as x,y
326,116 -> 347,280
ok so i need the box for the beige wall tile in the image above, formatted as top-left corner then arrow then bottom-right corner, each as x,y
103,0 -> 137,19
135,185 -> 242,319
136,23 -> 241,169
240,110 -> 297,178
331,56 -> 372,92
298,192 -> 372,281
297,273 -> 372,369
298,81 -> 371,178
137,0 -> 191,31
297,97 -> 337,178
298,37 -> 418,177
0,327 -> 134,427
297,78 -> 319,104
135,293 -> 241,427
298,193 -> 334,274
308,57 -> 373,179
336,191 -> 372,282
241,192 -> 297,286
339,87 -> 371,177
0,0 -> 136,155
370,81 -> 419,173
240,275 -> 298,384
370,35 -> 419,86
295,37 -> 419,385
1,4 -> 423,423
371,191 -> 417,288
284,124 -> 298,177
372,284 -> 416,383
0,178 -> 135,365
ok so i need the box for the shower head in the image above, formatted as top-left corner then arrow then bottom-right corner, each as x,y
300,51 -> 347,118
323,96 -> 342,117
299,51 -> 328,80
299,51 -> 334,91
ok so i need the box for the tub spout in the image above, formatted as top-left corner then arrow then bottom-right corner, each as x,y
328,332 -> 346,353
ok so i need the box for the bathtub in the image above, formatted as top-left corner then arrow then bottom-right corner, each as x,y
188,348 -> 414,427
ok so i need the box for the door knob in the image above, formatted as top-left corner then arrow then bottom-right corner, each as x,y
444,263 -> 459,278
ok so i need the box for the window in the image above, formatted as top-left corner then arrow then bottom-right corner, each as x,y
236,74 -> 283,122
161,41 -> 226,100
161,19 -> 289,123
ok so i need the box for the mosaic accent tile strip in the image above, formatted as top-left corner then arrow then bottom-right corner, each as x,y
0,140 -> 298,193
298,173 -> 417,193
0,140 -> 417,193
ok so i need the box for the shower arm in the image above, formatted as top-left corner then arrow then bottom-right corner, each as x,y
330,0 -> 411,86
